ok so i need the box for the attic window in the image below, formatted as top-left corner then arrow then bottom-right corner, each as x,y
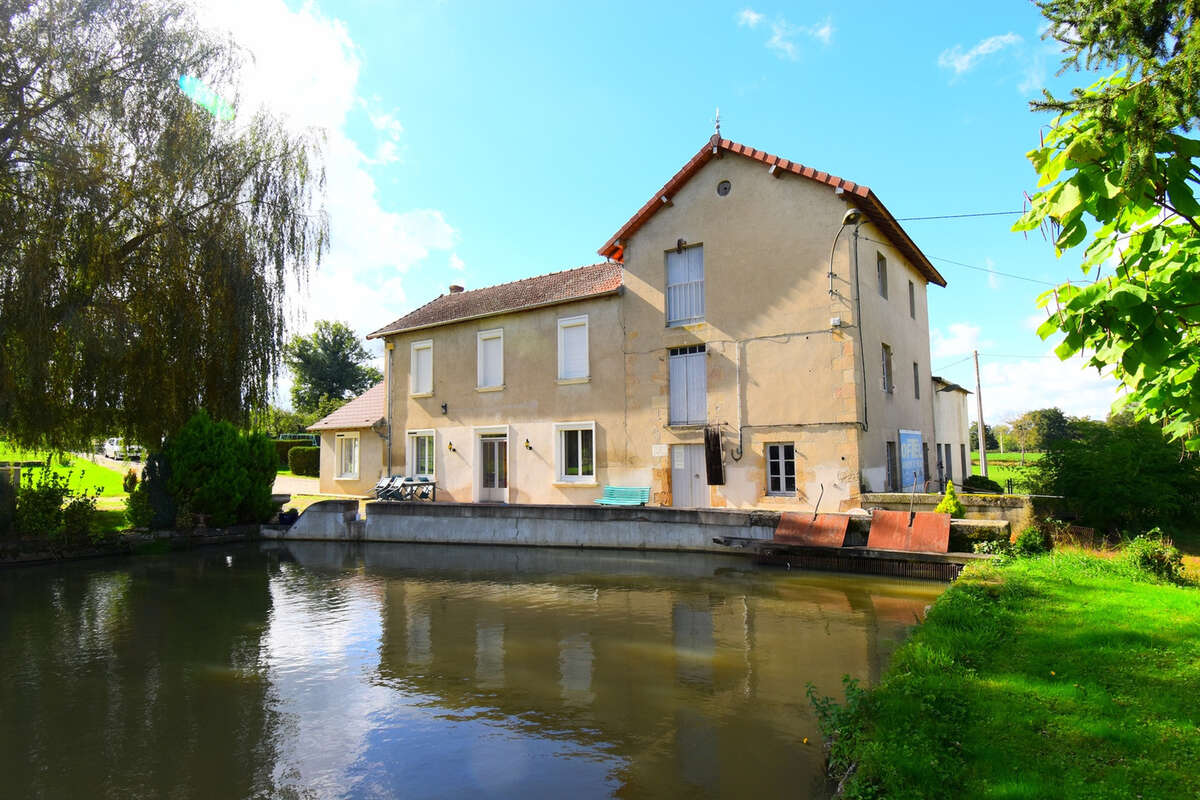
716,180 -> 732,196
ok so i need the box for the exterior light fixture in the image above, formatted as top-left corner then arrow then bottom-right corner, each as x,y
447,442 -> 455,452
524,439 -> 532,450
441,402 -> 448,414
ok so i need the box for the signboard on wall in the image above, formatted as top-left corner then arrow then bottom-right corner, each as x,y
898,429 -> 925,492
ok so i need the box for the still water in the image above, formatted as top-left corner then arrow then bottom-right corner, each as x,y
0,542 -> 943,799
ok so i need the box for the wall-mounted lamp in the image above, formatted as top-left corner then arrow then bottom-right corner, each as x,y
447,441 -> 456,453
524,439 -> 532,451
441,402 -> 448,415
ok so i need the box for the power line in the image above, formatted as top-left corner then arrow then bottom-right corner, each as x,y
934,352 -> 1060,370
894,210 -> 1025,221
857,234 -> 1060,286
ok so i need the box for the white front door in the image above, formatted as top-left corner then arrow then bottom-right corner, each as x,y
479,435 -> 508,502
671,444 -> 708,508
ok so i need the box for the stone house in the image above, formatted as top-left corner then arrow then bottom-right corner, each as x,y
365,135 -> 948,510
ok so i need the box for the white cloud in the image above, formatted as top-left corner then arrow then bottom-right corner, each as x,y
979,353 -> 1119,423
449,252 -> 465,272
931,322 -> 992,360
737,8 -> 763,28
938,32 -> 1022,75
741,13 -> 834,59
194,0 -> 457,406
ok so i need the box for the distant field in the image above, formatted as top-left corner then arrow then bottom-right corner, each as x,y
0,442 -> 127,497
972,450 -> 1044,464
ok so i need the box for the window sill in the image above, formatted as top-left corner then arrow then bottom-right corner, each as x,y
553,480 -> 597,487
667,423 -> 707,429
476,385 -> 505,393
336,474 -> 358,481
556,377 -> 590,385
409,392 -> 433,399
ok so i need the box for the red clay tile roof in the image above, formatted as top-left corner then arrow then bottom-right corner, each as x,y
307,381 -> 386,431
599,136 -> 947,287
367,262 -> 623,338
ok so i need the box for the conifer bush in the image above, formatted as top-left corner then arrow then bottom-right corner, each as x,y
935,480 -> 966,518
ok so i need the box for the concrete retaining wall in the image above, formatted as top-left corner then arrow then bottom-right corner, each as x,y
265,500 -> 779,554
861,492 -> 1036,533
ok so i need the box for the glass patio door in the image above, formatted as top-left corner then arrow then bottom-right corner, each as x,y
480,435 -> 508,502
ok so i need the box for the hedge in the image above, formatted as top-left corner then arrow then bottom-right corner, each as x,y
273,439 -> 298,468
288,446 -> 320,477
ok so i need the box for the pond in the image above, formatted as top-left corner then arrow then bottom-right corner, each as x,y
0,542 -> 943,798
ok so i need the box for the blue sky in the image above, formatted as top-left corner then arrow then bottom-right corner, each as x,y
196,0 -> 1119,423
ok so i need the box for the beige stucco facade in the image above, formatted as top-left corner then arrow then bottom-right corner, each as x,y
316,427 -> 387,496
375,144 -> 944,511
931,378 -> 972,488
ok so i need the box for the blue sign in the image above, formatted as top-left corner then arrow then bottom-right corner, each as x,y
898,429 -> 925,491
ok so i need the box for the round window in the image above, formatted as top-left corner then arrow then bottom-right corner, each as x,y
716,180 -> 732,196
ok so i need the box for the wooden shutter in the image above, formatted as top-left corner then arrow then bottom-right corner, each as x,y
704,424 -> 724,485
666,246 -> 704,325
479,333 -> 502,387
412,343 -> 431,394
686,352 -> 706,424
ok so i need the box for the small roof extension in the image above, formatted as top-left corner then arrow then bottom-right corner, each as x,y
307,381 -> 386,431
598,136 -> 947,287
367,262 -> 623,339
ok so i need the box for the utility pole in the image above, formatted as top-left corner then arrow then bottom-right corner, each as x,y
974,350 -> 988,478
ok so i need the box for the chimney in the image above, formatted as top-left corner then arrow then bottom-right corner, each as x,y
449,284 -> 464,293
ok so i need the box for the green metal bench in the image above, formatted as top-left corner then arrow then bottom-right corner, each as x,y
594,486 -> 651,506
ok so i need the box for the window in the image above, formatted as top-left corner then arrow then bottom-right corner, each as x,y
908,280 -> 916,319
913,362 -> 920,399
477,329 -> 503,389
876,252 -> 888,298
885,441 -> 898,491
766,443 -> 796,495
961,444 -> 968,483
557,315 -> 589,381
668,345 -> 707,425
944,443 -> 954,483
666,245 -> 704,326
881,343 -> 894,393
410,340 -> 432,395
555,422 -> 596,482
922,442 -> 930,490
407,430 -> 434,478
336,432 -> 359,479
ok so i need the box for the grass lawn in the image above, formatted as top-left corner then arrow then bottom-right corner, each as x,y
972,450 -> 1044,464
971,461 -> 1036,491
0,442 -> 128,496
822,552 -> 1200,799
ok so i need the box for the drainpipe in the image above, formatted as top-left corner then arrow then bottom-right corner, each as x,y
852,223 -> 869,432
385,340 -> 393,477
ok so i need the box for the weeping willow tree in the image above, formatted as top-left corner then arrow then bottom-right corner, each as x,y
0,0 -> 327,450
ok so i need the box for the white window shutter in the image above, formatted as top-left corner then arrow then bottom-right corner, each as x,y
686,352 -> 706,423
669,354 -> 687,423
559,320 -> 588,379
481,335 -> 502,387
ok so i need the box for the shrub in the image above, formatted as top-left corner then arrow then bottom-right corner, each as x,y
948,524 -> 1009,553
1011,525 -> 1051,557
140,451 -> 177,529
15,469 -> 69,538
273,439 -> 298,468
1123,530 -> 1184,582
962,474 -> 1004,494
238,433 -> 279,523
288,446 -> 320,477
62,494 -> 99,543
122,468 -> 139,494
0,478 -> 14,538
935,480 -> 965,517
125,482 -> 154,529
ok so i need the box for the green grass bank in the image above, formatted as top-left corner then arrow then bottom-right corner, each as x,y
0,442 -> 128,497
816,553 -> 1200,799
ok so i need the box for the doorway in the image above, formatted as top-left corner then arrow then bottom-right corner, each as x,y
479,434 -> 508,502
671,444 -> 708,508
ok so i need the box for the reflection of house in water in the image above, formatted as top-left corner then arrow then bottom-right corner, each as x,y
362,543 -> 938,797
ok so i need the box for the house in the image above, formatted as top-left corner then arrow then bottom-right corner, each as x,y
307,381 -> 387,495
366,134 -> 948,510
931,376 -> 972,489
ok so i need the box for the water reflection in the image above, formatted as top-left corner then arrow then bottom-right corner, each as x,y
0,542 -> 942,799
